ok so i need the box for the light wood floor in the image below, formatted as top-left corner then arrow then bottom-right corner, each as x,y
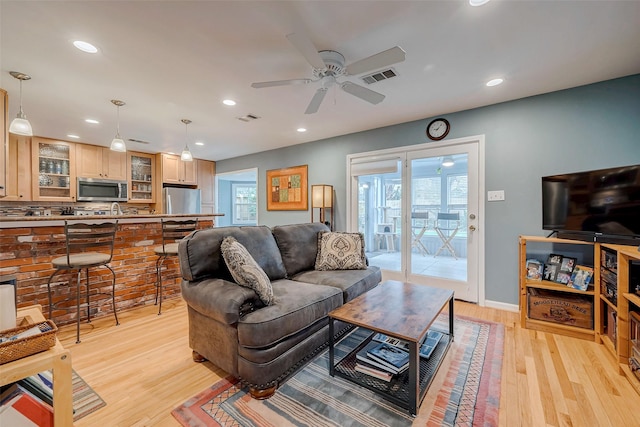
56,298 -> 640,426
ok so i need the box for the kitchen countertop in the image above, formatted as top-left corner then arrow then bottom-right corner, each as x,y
0,213 -> 223,228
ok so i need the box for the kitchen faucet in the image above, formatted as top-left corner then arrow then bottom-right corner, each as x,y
110,202 -> 122,215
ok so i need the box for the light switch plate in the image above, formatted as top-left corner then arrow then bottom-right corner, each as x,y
488,190 -> 505,201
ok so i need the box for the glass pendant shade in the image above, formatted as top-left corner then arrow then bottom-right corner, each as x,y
110,100 -> 126,152
181,147 -> 193,161
110,136 -> 126,152
9,116 -> 33,136
9,71 -> 33,136
180,119 -> 193,161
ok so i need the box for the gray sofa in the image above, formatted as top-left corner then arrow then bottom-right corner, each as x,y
178,223 -> 381,398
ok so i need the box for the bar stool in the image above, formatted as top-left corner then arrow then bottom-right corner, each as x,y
47,221 -> 119,343
154,219 -> 198,314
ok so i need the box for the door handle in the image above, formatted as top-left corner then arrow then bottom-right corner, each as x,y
469,225 -> 476,231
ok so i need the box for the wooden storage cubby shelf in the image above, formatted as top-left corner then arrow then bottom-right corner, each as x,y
519,235 -> 640,395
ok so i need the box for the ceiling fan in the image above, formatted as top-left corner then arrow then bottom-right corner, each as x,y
251,33 -> 406,114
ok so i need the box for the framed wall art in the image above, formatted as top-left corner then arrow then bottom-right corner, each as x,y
266,164 -> 308,211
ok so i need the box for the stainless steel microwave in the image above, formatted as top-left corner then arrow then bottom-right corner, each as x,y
77,177 -> 128,202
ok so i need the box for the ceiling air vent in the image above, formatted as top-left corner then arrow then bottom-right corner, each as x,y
361,68 -> 397,85
128,138 -> 151,144
237,114 -> 261,122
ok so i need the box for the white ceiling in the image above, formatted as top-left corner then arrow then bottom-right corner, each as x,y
2,1 -> 639,162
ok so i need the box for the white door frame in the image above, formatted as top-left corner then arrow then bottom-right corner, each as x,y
346,135 -> 486,306
215,167 -> 259,226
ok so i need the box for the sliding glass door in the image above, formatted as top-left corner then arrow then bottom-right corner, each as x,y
349,137 -> 482,303
353,157 -> 404,274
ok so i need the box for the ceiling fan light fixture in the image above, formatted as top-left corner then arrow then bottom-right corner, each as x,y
442,156 -> 455,167
181,119 -> 194,162
110,99 -> 127,152
9,71 -> 33,136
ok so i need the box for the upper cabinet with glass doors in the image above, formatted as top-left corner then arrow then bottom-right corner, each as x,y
128,152 -> 155,203
31,137 -> 76,201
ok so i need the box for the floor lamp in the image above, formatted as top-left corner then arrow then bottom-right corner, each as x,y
311,184 -> 334,231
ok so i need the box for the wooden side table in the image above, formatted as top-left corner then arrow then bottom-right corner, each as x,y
0,304 -> 73,426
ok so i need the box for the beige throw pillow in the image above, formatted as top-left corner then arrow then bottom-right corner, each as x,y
221,236 -> 275,305
315,232 -> 367,271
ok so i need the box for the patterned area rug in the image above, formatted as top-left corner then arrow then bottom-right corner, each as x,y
172,315 -> 504,427
72,369 -> 106,421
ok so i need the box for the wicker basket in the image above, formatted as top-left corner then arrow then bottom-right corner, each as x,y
0,320 -> 58,364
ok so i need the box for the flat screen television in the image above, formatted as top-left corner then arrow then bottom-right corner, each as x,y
542,164 -> 640,244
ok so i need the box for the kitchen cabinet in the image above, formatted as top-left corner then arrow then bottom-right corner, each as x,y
197,159 -> 215,213
31,137 -> 76,201
160,153 -> 197,185
1,89 -> 7,197
4,133 -> 32,201
128,152 -> 155,203
76,143 -> 127,180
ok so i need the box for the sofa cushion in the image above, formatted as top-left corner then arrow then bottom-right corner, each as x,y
237,279 -> 343,348
221,236 -> 275,306
179,225 -> 287,282
315,231 -> 367,270
292,266 -> 381,303
272,222 -> 330,276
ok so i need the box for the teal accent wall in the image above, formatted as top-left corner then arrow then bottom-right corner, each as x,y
216,74 -> 640,305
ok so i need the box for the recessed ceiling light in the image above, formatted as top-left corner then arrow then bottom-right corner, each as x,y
297,128 -> 307,133
195,142 -> 204,146
85,119 -> 99,124
168,152 -> 176,155
469,0 -> 490,6
486,78 -> 504,87
73,40 -> 98,53
67,134 -> 80,139
223,99 -> 236,106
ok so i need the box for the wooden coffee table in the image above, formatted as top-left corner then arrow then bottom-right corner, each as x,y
328,280 -> 454,415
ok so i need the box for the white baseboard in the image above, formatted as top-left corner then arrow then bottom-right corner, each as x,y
484,299 -> 519,312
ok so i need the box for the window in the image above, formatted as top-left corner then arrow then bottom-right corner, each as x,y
232,183 -> 257,225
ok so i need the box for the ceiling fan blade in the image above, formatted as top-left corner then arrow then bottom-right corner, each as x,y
286,32 -> 327,70
340,81 -> 385,104
251,79 -> 313,88
305,88 -> 328,114
345,46 -> 406,76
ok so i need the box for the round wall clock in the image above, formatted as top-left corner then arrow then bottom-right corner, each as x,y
426,118 -> 450,141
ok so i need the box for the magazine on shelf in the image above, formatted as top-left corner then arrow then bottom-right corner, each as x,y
367,343 -> 410,372
373,330 -> 444,360
356,341 -> 403,374
419,330 -> 444,359
354,360 -> 394,382
568,265 -> 594,291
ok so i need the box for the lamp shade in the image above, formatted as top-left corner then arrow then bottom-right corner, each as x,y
181,147 -> 193,162
110,137 -> 126,152
9,117 -> 33,136
312,184 -> 333,208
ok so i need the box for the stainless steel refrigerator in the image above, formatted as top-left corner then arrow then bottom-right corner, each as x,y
163,187 -> 201,214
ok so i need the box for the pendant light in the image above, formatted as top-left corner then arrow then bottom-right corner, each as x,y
180,119 -> 193,162
9,71 -> 33,136
110,100 -> 126,152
